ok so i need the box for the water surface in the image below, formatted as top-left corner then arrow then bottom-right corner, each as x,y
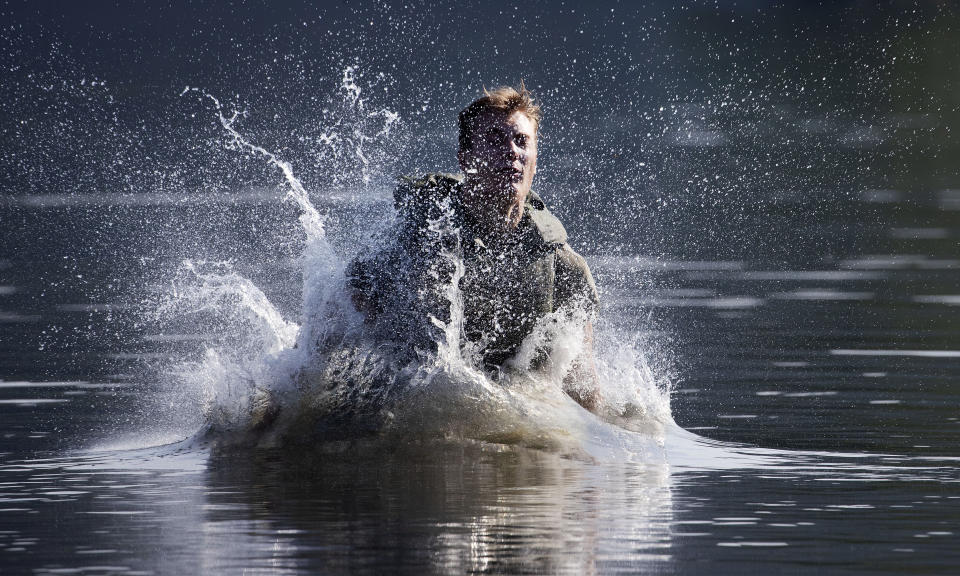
3,2 -> 960,574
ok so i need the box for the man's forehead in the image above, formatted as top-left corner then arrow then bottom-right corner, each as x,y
475,110 -> 537,134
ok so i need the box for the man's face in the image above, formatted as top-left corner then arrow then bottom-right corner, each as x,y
459,109 -> 538,211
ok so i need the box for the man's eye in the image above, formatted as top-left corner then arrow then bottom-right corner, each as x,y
515,135 -> 527,147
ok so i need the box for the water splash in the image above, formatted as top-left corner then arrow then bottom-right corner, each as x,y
178,85 -> 358,364
423,196 -> 469,370
155,260 -> 297,430
154,72 -> 672,454
305,66 -> 402,186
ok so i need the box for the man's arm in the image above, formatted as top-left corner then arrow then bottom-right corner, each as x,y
346,255 -> 384,321
553,244 -> 602,412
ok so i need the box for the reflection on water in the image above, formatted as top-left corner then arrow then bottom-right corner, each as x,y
0,433 -> 957,574
0,442 -> 675,574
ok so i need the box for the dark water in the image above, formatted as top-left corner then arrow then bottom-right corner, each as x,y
3,2 -> 960,574
3,194 -> 959,574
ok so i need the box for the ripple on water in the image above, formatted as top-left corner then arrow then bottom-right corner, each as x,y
889,227 -> 949,239
840,255 -> 960,270
0,312 -> 41,322
770,289 -> 874,301
740,270 -> 887,281
0,399 -> 70,405
55,304 -> 127,313
0,381 -> 116,389
717,541 -> 789,547
831,349 -> 960,358
913,295 -> 960,305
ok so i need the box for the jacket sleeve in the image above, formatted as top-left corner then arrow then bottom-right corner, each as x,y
553,244 -> 599,313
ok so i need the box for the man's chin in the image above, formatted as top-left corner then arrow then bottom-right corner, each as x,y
464,176 -> 528,207
510,184 -> 529,203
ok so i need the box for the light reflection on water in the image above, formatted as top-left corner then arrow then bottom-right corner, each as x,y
0,428 -> 957,574
0,440 -> 675,574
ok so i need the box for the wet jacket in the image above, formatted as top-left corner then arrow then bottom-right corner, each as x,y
348,173 -> 598,368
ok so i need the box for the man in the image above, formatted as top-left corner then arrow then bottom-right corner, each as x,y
348,85 -> 600,411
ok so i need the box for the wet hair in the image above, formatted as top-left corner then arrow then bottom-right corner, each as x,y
458,82 -> 541,151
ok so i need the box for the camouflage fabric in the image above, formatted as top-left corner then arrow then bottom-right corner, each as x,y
348,173 -> 598,368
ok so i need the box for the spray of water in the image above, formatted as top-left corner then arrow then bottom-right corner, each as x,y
154,72 -> 672,454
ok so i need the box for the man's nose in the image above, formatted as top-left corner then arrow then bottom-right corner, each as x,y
508,140 -> 523,159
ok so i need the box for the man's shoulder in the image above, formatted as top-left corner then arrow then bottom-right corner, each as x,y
554,243 -> 599,306
531,195 -> 596,305
399,172 -> 464,188
394,172 -> 463,208
525,191 -> 568,246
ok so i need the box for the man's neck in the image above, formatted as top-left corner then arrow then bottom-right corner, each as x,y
459,178 -> 527,239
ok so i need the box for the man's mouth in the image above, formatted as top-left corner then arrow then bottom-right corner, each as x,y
482,164 -> 524,184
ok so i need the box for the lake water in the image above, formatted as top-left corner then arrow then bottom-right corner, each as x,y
3,189 -> 958,574
3,2 -> 960,574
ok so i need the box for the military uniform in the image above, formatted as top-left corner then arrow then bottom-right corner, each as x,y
348,173 -> 598,369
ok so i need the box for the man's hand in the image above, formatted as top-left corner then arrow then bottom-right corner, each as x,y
563,320 -> 602,413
